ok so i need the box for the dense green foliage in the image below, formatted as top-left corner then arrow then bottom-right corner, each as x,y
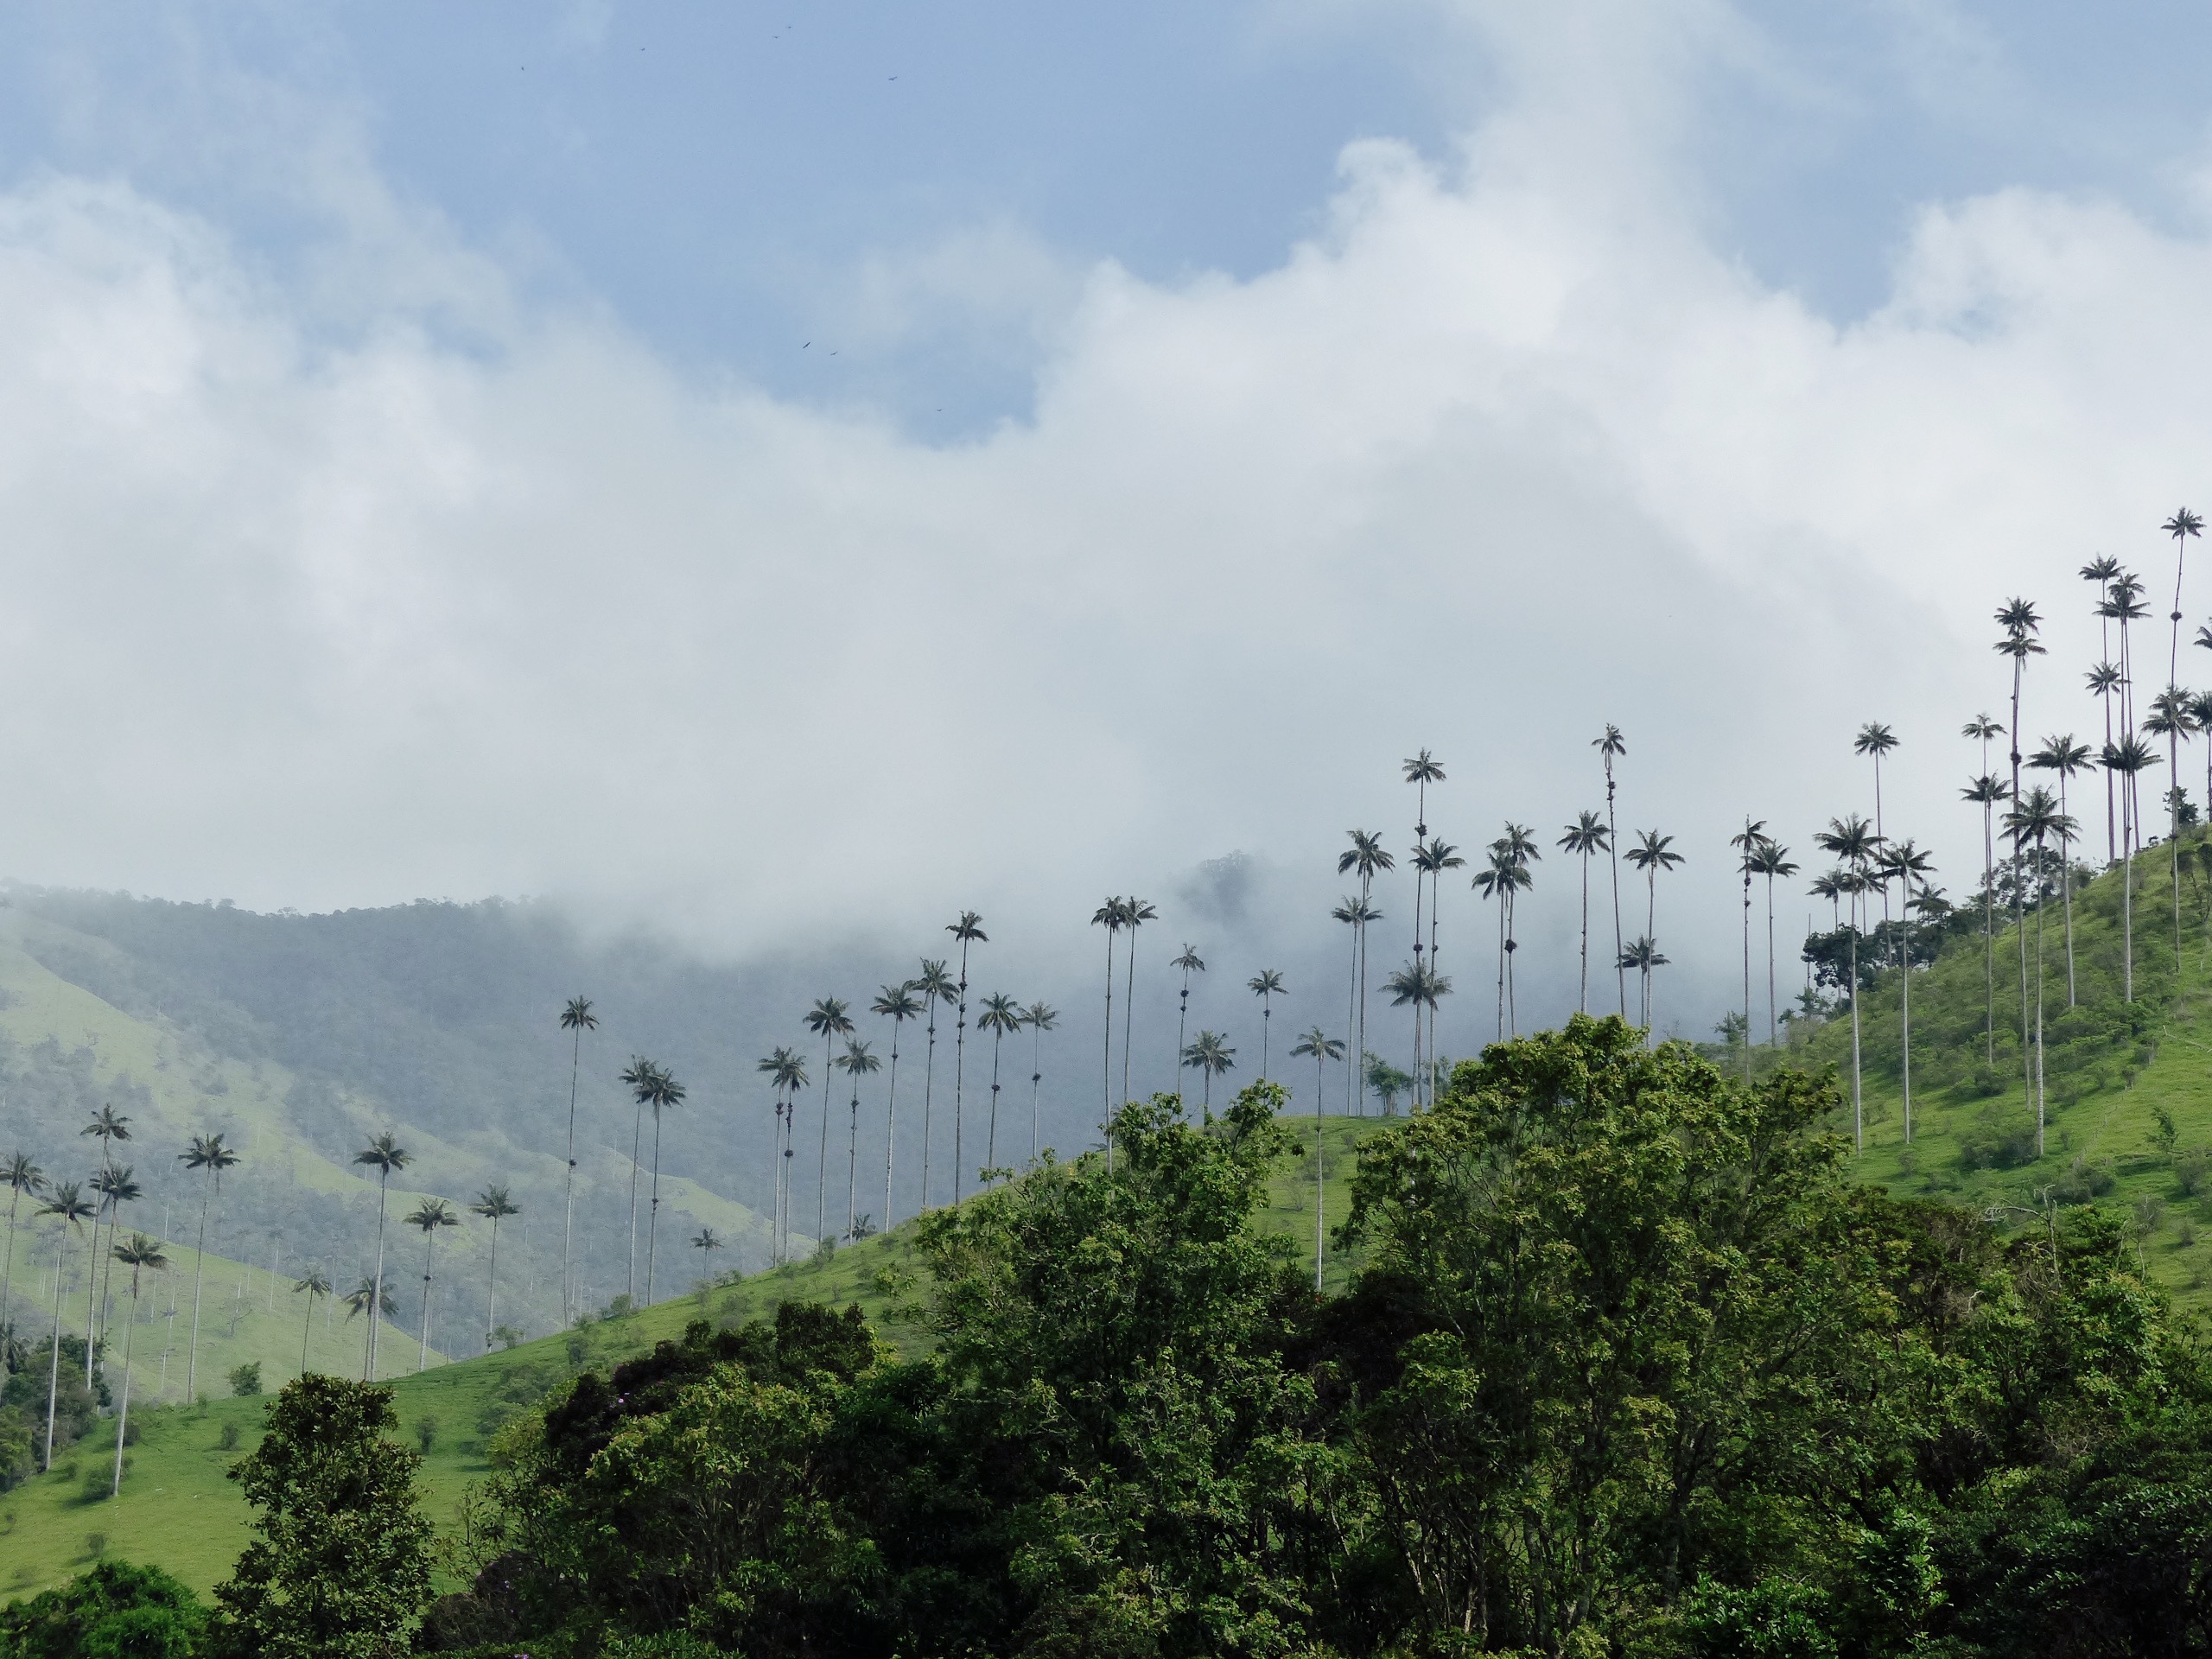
377,1016 -> 2212,1656
210,1374 -> 431,1659
0,1561 -> 206,1659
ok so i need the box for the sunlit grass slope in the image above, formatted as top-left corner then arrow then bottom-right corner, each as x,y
1,1113 -> 1383,1599
1776,827 -> 2212,1308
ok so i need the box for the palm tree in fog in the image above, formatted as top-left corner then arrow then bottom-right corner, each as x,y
293,1267 -> 331,1374
976,995 -> 1022,1172
1247,970 -> 1286,1082
803,999 -> 855,1249
556,996 -> 597,1327
913,959 -> 957,1206
1290,1027 -> 1345,1294
871,982 -> 922,1232
469,1186 -> 519,1351
404,1198 -> 459,1373
836,1039 -> 880,1237
1022,1002 -> 1058,1160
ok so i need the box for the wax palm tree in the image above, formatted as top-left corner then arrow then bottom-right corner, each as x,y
1403,749 -> 1446,974
757,1049 -> 801,1263
1090,899 -> 1124,1130
1179,1031 -> 1236,1111
801,997 -> 855,1248
2031,734 -> 2094,1004
469,1186 -> 519,1351
342,1276 -> 397,1363
1022,1001 -> 1058,1159
1623,830 -> 1683,1040
2104,733 -> 2162,1000
616,1055 -> 657,1297
2086,661 -> 2124,861
1594,725 -> 1628,1014
836,1039 -> 881,1231
293,1267 -> 331,1374
556,995 -> 597,1327
1410,838 -> 1465,1103
1337,834 -> 1392,1114
1727,819 -> 1769,1074
1289,1027 -> 1345,1293
1814,815 -> 1882,1151
973,995 -> 1021,1171
86,1166 -> 140,1382
1171,944 -> 1206,1077
1472,851 -> 1530,1041
2148,684 -> 2200,961
1116,899 -> 1156,1113
36,1182 -> 92,1469
1854,724 -> 1899,939
913,958 -> 957,1206
81,1107 -> 130,1353
1615,938 -> 1669,1029
2165,507 -> 2201,689
1,1153 -> 44,1350
871,982 -> 922,1230
944,912 -> 992,1207
2005,786 -> 2073,1157
1382,963 -> 1450,1105
106,1233 -> 166,1495
633,1062 -> 686,1302
352,1134 -> 410,1381
1878,838 -> 1935,1142
2107,573 -> 2152,854
765,1047 -> 809,1262
1557,811 -> 1610,1014
404,1198 -> 459,1373
1330,896 -> 1379,1119
692,1227 -> 722,1269
1961,772 -> 2007,1060
1752,841 -> 1798,1046
1246,970 -> 1286,1083
1491,824 -> 1540,1036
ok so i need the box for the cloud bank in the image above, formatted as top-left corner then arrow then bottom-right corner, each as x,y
0,2 -> 2206,1045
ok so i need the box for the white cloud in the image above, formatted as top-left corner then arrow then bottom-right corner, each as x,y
0,7 -> 2205,1047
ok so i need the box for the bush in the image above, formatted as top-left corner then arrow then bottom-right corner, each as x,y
2053,1158 -> 2117,1205
415,1415 -> 438,1454
2177,1147 -> 2212,1198
0,1558 -> 206,1658
1958,1113 -> 2038,1172
218,1421 -> 238,1452
226,1363 -> 261,1399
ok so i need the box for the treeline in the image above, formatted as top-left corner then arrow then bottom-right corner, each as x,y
15,1017 -> 2212,1656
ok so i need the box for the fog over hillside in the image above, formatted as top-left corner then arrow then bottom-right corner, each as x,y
0,855 -> 1483,1351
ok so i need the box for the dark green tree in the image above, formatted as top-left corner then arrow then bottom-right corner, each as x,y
213,1373 -> 432,1659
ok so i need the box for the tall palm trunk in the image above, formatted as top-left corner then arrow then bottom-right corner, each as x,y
2010,662 -> 2030,1096
1764,869 -> 1779,1046
111,1265 -> 143,1497
817,1032 -> 836,1247
1494,888 -> 1507,1041
85,1197 -> 109,1387
1099,930 -> 1115,1135
884,1027 -> 903,1233
1031,1021 -> 1046,1157
1605,762 -> 1624,1015
846,1083 -> 861,1239
367,1172 -> 391,1381
1739,849 -> 1752,1079
562,1022 -> 582,1327
1344,921 -> 1359,1121
1313,1057 -> 1326,1294
1120,936 -> 1137,1122
1847,886 -> 1863,1154
2034,832 -> 2050,1155
922,998 -> 941,1205
484,1214 -> 501,1351
417,1230 -> 437,1373
2059,772 -> 2077,1006
625,1096 -> 645,1302
1578,847 -> 1592,1013
956,940 -> 976,1206
1504,889 -> 1520,1036
2124,772 -> 2137,1001
1644,869 -> 1658,1033
1356,880 -> 1372,1116
1900,903 -> 1913,1143
987,1027 -> 1006,1169
1981,787 -> 1995,1065
42,1234 -> 67,1469
186,1176 -> 212,1401
302,1289 -> 317,1373
0,1184 -> 21,1346
645,1103 -> 666,1300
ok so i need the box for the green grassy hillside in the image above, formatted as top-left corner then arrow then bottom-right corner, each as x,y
0,1112 -> 1382,1600
1779,829 -> 2212,1306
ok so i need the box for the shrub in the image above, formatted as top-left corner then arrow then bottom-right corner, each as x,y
226,1363 -> 261,1399
2052,1158 -> 2117,1205
415,1414 -> 438,1454
218,1421 -> 239,1452
2177,1147 -> 2212,1197
0,1558 -> 205,1659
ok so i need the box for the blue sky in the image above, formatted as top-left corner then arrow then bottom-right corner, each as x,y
10,3 -> 2209,430
3,2 -> 2212,1040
